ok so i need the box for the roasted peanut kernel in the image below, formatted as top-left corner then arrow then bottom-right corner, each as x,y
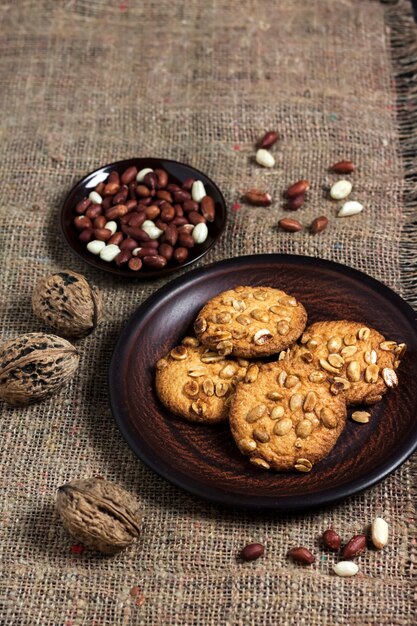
278,371 -> 287,386
301,351 -> 313,364
346,361 -> 361,382
267,391 -> 284,401
328,353 -> 344,368
380,340 -> 397,351
219,364 -> 237,379
245,364 -> 259,383
232,298 -> 246,312
246,404 -> 267,423
277,321 -> 290,335
382,367 -> 398,388
215,311 -> 232,324
194,318 -> 207,334
320,358 -> 341,374
188,366 -> 207,378
236,314 -> 251,326
253,329 -> 273,345
250,308 -> 269,322
309,371 -> 326,383
215,382 -> 229,397
357,327 -> 371,340
289,393 -> 302,411
296,420 -> 312,438
351,410 -> 370,424
209,330 -> 233,342
294,458 -> 313,473
365,364 -> 379,383
181,336 -> 200,348
216,340 -> 233,356
327,336 -> 342,353
200,351 -> 224,363
270,405 -> 285,420
253,428 -> 270,443
190,400 -> 207,416
330,382 -> 345,395
239,438 -> 257,453
303,391 -> 317,412
341,345 -> 357,358
183,381 -> 199,397
320,408 -> 337,429
202,378 -> 215,396
274,418 -> 292,435
170,346 -> 188,360
285,375 -> 300,389
343,333 -> 357,346
250,457 -> 270,470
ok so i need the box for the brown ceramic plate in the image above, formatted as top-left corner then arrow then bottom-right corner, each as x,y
61,158 -> 226,278
109,254 -> 417,510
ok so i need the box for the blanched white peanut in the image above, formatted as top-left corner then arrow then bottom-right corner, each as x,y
192,222 -> 208,244
99,244 -> 121,262
136,167 -> 153,182
192,181 -> 207,203
142,220 -> 164,240
148,227 -> 164,240
88,191 -> 103,205
330,180 -> 352,200
371,517 -> 389,549
256,149 -> 275,168
132,247 -> 142,257
87,240 -> 106,255
333,561 -> 359,577
338,201 -> 364,217
104,221 -> 117,235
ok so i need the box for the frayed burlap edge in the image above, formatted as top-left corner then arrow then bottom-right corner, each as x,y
384,0 -> 417,309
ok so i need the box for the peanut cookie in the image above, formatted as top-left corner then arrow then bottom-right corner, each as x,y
193,286 -> 307,358
229,361 -> 347,471
155,337 -> 255,423
290,321 -> 405,406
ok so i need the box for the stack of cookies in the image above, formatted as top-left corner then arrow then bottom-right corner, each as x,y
155,286 -> 406,473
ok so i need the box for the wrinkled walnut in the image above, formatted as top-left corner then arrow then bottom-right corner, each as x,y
0,332 -> 79,405
32,270 -> 103,338
56,478 -> 141,555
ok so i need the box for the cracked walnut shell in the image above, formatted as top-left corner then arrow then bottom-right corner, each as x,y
32,270 -> 103,338
56,478 -> 141,555
0,332 -> 79,405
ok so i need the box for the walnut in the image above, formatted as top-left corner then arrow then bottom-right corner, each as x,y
32,270 -> 103,338
56,478 -> 141,555
0,332 -> 79,405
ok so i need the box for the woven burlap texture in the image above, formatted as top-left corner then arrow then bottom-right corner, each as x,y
0,1 -> 416,625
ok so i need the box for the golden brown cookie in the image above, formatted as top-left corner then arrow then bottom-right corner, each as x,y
193,286 -> 307,358
290,321 -> 405,406
155,337 -> 255,423
229,360 -> 347,472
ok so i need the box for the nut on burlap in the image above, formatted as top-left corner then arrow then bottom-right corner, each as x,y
0,332 -> 79,405
32,270 -> 103,338
56,478 -> 141,555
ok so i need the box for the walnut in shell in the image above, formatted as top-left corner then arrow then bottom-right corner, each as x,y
56,478 -> 141,555
0,332 -> 79,405
32,270 -> 103,338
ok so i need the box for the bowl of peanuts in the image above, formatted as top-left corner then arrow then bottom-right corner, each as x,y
61,158 -> 227,278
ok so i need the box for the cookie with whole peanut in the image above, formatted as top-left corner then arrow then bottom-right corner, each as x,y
229,360 -> 347,472
193,286 -> 307,358
155,337 -> 256,423
290,321 -> 405,406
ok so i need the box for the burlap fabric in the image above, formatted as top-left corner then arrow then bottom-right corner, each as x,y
1,1 -> 416,624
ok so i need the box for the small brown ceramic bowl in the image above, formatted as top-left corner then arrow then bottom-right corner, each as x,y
61,158 -> 227,279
